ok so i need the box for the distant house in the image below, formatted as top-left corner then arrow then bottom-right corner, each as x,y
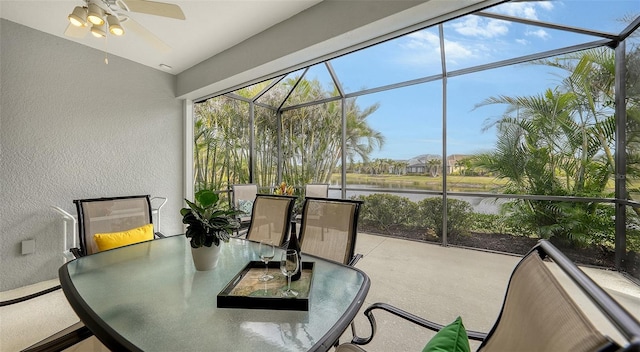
406,160 -> 426,174
447,154 -> 470,174
406,154 -> 440,175
403,154 -> 470,175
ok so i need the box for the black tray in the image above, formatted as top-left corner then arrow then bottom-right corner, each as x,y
217,261 -> 314,311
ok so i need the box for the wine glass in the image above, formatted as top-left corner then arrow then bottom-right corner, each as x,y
280,249 -> 299,297
258,240 -> 275,282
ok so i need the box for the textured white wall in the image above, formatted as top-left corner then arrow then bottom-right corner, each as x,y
0,19 -> 184,291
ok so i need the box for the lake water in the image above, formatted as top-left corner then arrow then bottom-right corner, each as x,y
329,184 -> 509,214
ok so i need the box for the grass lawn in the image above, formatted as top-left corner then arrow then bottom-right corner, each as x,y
334,173 -> 625,193
333,174 -> 507,192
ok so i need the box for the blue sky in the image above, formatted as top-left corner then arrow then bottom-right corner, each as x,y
321,0 -> 640,161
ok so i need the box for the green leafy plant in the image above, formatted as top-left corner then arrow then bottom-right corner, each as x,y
468,213 -> 533,237
417,198 -> 473,241
355,194 -> 418,231
181,190 -> 241,248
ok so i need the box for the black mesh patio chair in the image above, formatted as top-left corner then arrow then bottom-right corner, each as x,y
245,194 -> 297,246
71,194 -> 163,257
295,185 -> 330,222
298,197 -> 364,266
23,195 -> 164,352
336,239 -> 640,352
304,183 -> 329,198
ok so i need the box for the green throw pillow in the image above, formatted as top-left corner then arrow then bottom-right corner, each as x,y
422,316 -> 470,352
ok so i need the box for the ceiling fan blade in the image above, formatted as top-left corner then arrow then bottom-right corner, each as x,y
64,24 -> 89,38
119,0 -> 185,20
122,17 -> 171,53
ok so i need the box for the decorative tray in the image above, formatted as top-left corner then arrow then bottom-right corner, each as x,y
217,261 -> 314,311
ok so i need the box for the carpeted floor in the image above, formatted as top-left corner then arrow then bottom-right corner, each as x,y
0,279 -> 103,352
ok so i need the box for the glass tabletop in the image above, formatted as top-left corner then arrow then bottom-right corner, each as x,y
59,235 -> 370,352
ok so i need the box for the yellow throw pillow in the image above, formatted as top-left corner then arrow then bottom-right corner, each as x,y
94,224 -> 154,252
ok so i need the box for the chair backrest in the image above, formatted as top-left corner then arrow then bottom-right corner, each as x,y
305,183 -> 329,198
231,184 -> 258,221
245,194 -> 296,246
298,197 -> 363,265
479,244 -> 614,352
74,195 -> 153,256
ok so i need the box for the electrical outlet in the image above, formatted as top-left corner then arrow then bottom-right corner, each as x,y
21,239 -> 35,255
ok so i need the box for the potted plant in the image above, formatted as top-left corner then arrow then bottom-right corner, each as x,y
181,189 -> 241,270
273,181 -> 294,195
274,181 -> 303,214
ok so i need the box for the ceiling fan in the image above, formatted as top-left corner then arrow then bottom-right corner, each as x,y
65,0 -> 185,52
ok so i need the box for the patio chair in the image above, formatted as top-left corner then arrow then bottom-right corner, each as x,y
23,195 -> 163,352
298,197 -> 364,266
336,239 -> 640,352
305,183 -> 329,198
245,194 -> 297,246
231,184 -> 258,233
71,194 -> 163,257
293,184 -> 330,223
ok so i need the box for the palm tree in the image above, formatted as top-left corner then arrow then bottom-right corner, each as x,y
193,96 -> 251,191
391,160 -> 407,175
426,158 -> 441,177
471,47 -> 630,245
274,80 -> 384,184
343,98 -> 385,170
540,47 -> 640,208
193,77 -> 384,191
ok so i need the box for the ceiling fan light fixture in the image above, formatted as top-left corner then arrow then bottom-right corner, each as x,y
68,6 -> 87,27
107,15 -> 124,36
90,24 -> 106,38
87,3 -> 105,26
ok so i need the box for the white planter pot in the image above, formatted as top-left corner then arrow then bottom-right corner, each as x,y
191,244 -> 222,271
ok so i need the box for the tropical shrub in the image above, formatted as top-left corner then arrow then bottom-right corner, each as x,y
500,199 -> 615,248
354,194 -> 418,232
416,198 -> 473,241
468,213 -> 530,236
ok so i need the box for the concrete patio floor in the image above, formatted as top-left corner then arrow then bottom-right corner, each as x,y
341,233 -> 640,351
2,233 -> 639,351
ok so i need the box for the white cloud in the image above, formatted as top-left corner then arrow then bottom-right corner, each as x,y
490,1 -> 555,20
451,16 -> 510,38
398,31 -> 442,65
525,29 -> 549,40
537,1 -> 555,11
443,40 -> 474,60
405,31 -> 440,49
399,30 -> 476,66
394,1 -> 554,68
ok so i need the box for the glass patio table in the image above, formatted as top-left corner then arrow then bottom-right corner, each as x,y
58,235 -> 370,351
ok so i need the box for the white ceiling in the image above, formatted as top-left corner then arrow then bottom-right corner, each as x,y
0,0 -> 323,74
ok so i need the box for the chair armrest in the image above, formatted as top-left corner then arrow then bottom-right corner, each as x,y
351,302 -> 487,346
348,253 -> 363,266
21,321 -> 92,352
70,247 -> 83,258
231,216 -> 250,238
